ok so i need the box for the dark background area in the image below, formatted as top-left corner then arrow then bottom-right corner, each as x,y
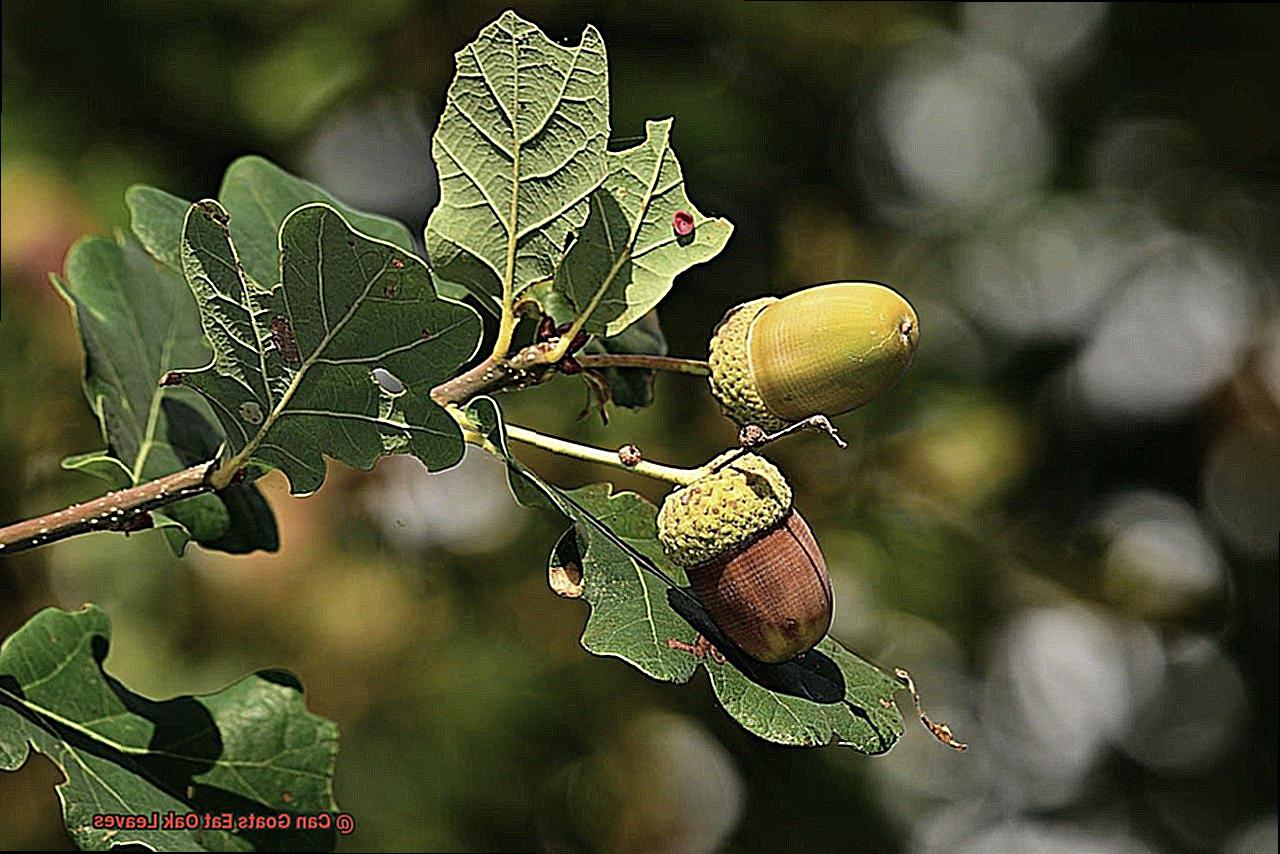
2,2 -> 1277,852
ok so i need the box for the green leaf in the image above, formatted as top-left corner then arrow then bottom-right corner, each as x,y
53,234 -> 277,554
466,396 -> 905,751
585,310 -> 668,409
553,119 -> 733,336
125,155 -> 468,299
551,486 -> 701,684
174,200 -> 481,494
425,10 -> 610,308
0,605 -> 338,852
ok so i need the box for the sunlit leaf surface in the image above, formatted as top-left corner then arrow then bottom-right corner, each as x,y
425,10 -> 609,310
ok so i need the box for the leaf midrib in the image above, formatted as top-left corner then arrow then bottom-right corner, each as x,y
500,31 -> 522,318
130,305 -> 182,483
3,683 -> 331,776
566,133 -> 670,334
218,211 -> 392,484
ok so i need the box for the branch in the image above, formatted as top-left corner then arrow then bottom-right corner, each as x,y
705,415 -> 848,476
2,341 -> 566,556
429,340 -> 564,406
0,465 -> 214,555
3,326 -> 744,554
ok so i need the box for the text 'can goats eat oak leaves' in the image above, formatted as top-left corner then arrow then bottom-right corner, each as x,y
0,606 -> 339,852
465,396 -> 905,751
53,233 -> 277,554
171,200 -> 481,494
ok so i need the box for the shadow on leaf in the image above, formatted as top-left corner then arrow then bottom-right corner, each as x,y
0,630 -> 334,852
666,587 -> 846,703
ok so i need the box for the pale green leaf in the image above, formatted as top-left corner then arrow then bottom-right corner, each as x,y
124,155 -> 469,298
174,201 -> 481,494
53,234 -> 277,554
425,10 -> 609,307
553,119 -> 733,336
0,605 -> 338,851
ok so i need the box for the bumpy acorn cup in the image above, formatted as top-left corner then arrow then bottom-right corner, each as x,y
708,281 -> 920,431
656,452 -> 833,664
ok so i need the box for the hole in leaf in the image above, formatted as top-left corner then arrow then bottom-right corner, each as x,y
372,368 -> 405,395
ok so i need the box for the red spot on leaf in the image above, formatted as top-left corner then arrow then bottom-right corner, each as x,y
672,210 -> 695,237
666,634 -> 723,663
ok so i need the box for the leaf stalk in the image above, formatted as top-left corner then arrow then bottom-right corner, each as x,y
573,354 -> 710,376
500,423 -> 700,486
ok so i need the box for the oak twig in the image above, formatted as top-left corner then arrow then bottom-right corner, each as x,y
2,340 -> 566,556
1,339 -> 794,554
0,465 -> 215,555
705,415 -> 847,476
502,424 -> 700,486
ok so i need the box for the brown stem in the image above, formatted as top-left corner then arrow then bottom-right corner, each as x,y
429,340 -> 560,405
574,354 -> 710,376
0,464 -> 214,555
2,341 -> 566,556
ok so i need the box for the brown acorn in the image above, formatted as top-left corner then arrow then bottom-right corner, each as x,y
708,281 -> 919,430
656,452 -> 833,663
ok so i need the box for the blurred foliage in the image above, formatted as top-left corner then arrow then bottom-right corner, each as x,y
2,2 -> 1278,853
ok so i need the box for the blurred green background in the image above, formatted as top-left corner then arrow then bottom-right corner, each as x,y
2,2 -> 1278,852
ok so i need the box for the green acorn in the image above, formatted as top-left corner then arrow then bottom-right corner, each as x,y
656,452 -> 832,663
708,281 -> 920,430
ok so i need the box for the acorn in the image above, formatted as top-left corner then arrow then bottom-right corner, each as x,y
708,282 -> 919,431
656,452 -> 832,663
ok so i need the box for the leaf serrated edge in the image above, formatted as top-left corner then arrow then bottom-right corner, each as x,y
187,202 -> 481,492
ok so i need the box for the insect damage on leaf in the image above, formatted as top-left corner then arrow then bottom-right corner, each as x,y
173,200 -> 482,494
672,209 -> 695,236
549,561 -> 585,599
667,634 -> 726,664
270,315 -> 301,365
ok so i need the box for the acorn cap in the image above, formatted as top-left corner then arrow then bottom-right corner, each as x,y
707,282 -> 919,429
656,451 -> 791,568
707,297 -> 781,431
